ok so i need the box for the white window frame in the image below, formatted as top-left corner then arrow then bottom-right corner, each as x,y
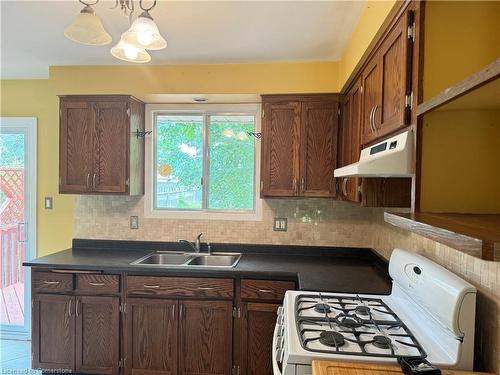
145,103 -> 262,221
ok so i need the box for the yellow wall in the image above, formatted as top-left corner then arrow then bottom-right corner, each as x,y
420,1 -> 500,213
423,1 -> 500,100
421,110 -> 500,213
49,61 -> 340,96
339,0 -> 397,89
0,80 -> 75,255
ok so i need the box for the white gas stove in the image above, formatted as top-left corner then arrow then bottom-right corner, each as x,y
273,249 -> 477,375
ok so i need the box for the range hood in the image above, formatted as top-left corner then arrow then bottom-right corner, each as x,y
334,130 -> 413,178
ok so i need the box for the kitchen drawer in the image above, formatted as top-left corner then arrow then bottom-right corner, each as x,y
241,279 -> 295,302
127,276 -> 234,299
76,274 -> 120,294
32,271 -> 74,293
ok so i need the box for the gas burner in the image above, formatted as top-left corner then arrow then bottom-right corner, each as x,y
372,335 -> 392,349
335,314 -> 363,329
319,331 -> 345,347
354,305 -> 370,315
314,303 -> 332,314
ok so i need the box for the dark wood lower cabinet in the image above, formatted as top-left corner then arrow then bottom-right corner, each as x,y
179,300 -> 232,375
32,294 -> 75,371
76,296 -> 120,375
240,303 -> 279,375
125,298 -> 178,375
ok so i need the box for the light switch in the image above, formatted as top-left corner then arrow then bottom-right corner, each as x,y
130,216 -> 139,229
273,217 -> 287,232
44,197 -> 53,209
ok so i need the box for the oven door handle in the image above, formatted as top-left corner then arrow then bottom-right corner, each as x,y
272,320 -> 283,375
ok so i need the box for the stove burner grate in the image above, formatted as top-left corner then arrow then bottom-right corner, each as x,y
372,335 -> 392,349
314,303 -> 332,314
319,331 -> 345,347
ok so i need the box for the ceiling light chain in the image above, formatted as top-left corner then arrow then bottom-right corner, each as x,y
64,0 -> 167,64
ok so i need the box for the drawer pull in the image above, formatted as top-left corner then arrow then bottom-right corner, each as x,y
44,281 -> 60,285
258,289 -> 274,294
197,287 -> 214,290
143,284 -> 161,289
88,282 -> 105,286
68,299 -> 72,317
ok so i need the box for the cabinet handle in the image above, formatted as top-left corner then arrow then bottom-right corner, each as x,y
369,106 -> 375,133
292,178 -> 297,195
68,299 -> 72,317
76,299 -> 80,317
258,289 -> 274,294
301,177 -> 305,192
179,304 -> 184,319
171,304 -> 175,320
372,105 -> 379,131
86,173 -> 90,189
89,282 -> 105,286
92,173 -> 96,189
143,284 -> 161,289
342,178 -> 348,197
197,287 -> 214,290
43,280 -> 60,285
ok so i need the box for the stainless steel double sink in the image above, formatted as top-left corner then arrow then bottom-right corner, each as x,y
130,251 -> 242,268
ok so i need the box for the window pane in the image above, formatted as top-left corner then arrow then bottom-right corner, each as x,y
155,115 -> 203,209
208,115 -> 255,210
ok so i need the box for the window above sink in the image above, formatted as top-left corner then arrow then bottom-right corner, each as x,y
144,103 -> 263,221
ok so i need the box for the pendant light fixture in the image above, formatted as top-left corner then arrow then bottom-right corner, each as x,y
64,0 -> 112,46
121,1 -> 167,50
65,0 -> 166,63
110,39 -> 151,63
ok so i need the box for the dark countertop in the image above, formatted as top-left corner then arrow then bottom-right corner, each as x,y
24,239 -> 393,294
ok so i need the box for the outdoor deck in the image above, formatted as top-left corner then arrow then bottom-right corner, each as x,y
0,282 -> 24,325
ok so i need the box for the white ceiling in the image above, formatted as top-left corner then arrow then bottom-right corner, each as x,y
0,0 -> 365,79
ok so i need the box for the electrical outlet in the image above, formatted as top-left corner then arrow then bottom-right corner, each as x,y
273,217 -> 287,232
130,216 -> 139,229
44,197 -> 53,209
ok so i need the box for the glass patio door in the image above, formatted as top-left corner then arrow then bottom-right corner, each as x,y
0,117 -> 37,339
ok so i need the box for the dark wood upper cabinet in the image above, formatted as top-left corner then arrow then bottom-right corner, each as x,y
261,101 -> 301,197
59,95 -> 145,195
239,303 -> 279,375
125,298 -> 178,375
75,296 -> 120,375
361,10 -> 414,145
60,100 -> 93,193
300,101 -> 338,197
261,94 -> 339,198
339,79 -> 362,203
32,294 -> 75,371
179,300 -> 232,375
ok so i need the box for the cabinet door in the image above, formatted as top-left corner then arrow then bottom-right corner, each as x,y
32,294 -> 75,371
300,101 -> 338,197
361,57 -> 381,145
179,300 -> 232,375
375,11 -> 413,138
75,296 -> 120,375
240,303 -> 279,375
125,299 -> 178,375
261,101 -> 301,197
60,100 -> 93,193
93,101 -> 129,193
340,80 -> 362,203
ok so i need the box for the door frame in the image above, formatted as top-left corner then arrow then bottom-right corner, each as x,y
0,117 -> 37,340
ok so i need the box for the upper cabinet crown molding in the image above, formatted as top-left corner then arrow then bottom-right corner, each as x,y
59,95 -> 145,195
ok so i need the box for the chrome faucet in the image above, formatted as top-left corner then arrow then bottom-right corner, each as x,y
179,233 -> 203,253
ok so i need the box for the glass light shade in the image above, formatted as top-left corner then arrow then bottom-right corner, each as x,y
110,38 -> 151,63
64,6 -> 112,46
121,13 -> 167,50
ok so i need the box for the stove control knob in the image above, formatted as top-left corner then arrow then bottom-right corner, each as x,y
278,325 -> 285,337
277,306 -> 284,316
